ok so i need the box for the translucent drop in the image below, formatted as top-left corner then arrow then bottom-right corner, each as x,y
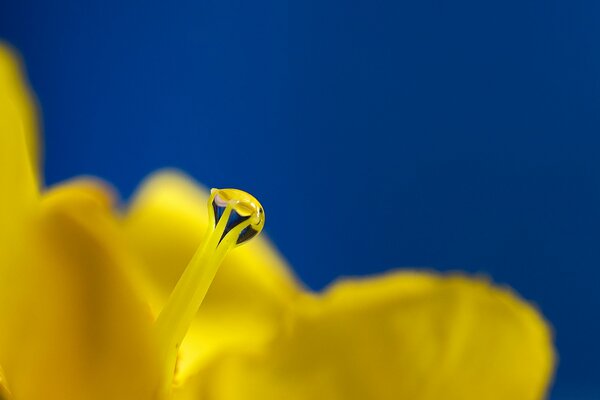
211,188 -> 265,245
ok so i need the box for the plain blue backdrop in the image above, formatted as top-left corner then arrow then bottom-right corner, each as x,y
1,1 -> 598,398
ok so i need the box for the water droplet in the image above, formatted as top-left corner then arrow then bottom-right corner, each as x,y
210,188 -> 265,245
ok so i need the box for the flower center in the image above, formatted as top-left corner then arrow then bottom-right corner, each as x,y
154,188 -> 265,398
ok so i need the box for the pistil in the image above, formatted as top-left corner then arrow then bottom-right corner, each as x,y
154,188 -> 265,399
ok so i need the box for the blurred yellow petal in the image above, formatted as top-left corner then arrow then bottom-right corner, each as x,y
122,171 -> 302,381
0,43 -> 40,244
0,366 -> 10,400
0,43 -> 41,397
178,272 -> 554,400
0,181 -> 160,400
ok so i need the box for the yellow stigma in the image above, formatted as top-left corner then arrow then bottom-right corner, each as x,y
154,188 -> 265,398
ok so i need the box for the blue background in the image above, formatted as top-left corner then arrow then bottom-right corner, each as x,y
1,1 -> 598,398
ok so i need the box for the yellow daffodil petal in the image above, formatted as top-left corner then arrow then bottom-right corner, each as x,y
0,181 -> 159,400
122,171 -> 302,382
0,366 -> 10,400
177,271 -> 554,400
0,43 -> 40,245
0,44 -> 41,397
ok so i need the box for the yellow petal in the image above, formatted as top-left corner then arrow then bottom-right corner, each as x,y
122,171 -> 302,381
0,181 -> 160,400
0,366 -> 10,400
178,272 -> 554,400
0,44 -> 42,396
0,43 -> 40,249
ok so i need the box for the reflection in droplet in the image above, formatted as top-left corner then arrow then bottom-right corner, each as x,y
210,188 -> 265,245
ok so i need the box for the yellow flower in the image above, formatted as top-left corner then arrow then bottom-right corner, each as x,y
0,43 -> 555,400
